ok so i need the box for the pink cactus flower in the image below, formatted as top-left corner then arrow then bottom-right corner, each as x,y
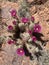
10,9 -> 17,17
31,16 -> 35,21
8,40 -> 15,44
32,36 -> 37,42
28,30 -> 32,34
33,24 -> 41,33
8,25 -> 13,31
16,48 -> 25,56
12,20 -> 16,25
21,17 -> 29,23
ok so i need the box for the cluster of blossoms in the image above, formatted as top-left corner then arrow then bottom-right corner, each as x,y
0,1 -> 49,65
7,9 -> 42,57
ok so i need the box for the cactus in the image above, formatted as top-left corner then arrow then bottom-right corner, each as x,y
1,0 -> 49,65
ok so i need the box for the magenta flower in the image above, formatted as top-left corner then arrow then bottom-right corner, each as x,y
33,24 -> 41,33
12,20 -> 16,25
32,36 -> 37,42
21,17 -> 29,23
31,16 -> 35,21
10,9 -> 17,17
16,48 -> 25,56
8,25 -> 13,31
7,40 -> 15,44
28,30 -> 32,34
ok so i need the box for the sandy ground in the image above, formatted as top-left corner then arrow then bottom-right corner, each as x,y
0,0 -> 49,65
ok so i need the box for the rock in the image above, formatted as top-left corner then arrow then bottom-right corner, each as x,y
30,6 -> 37,15
27,0 -> 48,4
